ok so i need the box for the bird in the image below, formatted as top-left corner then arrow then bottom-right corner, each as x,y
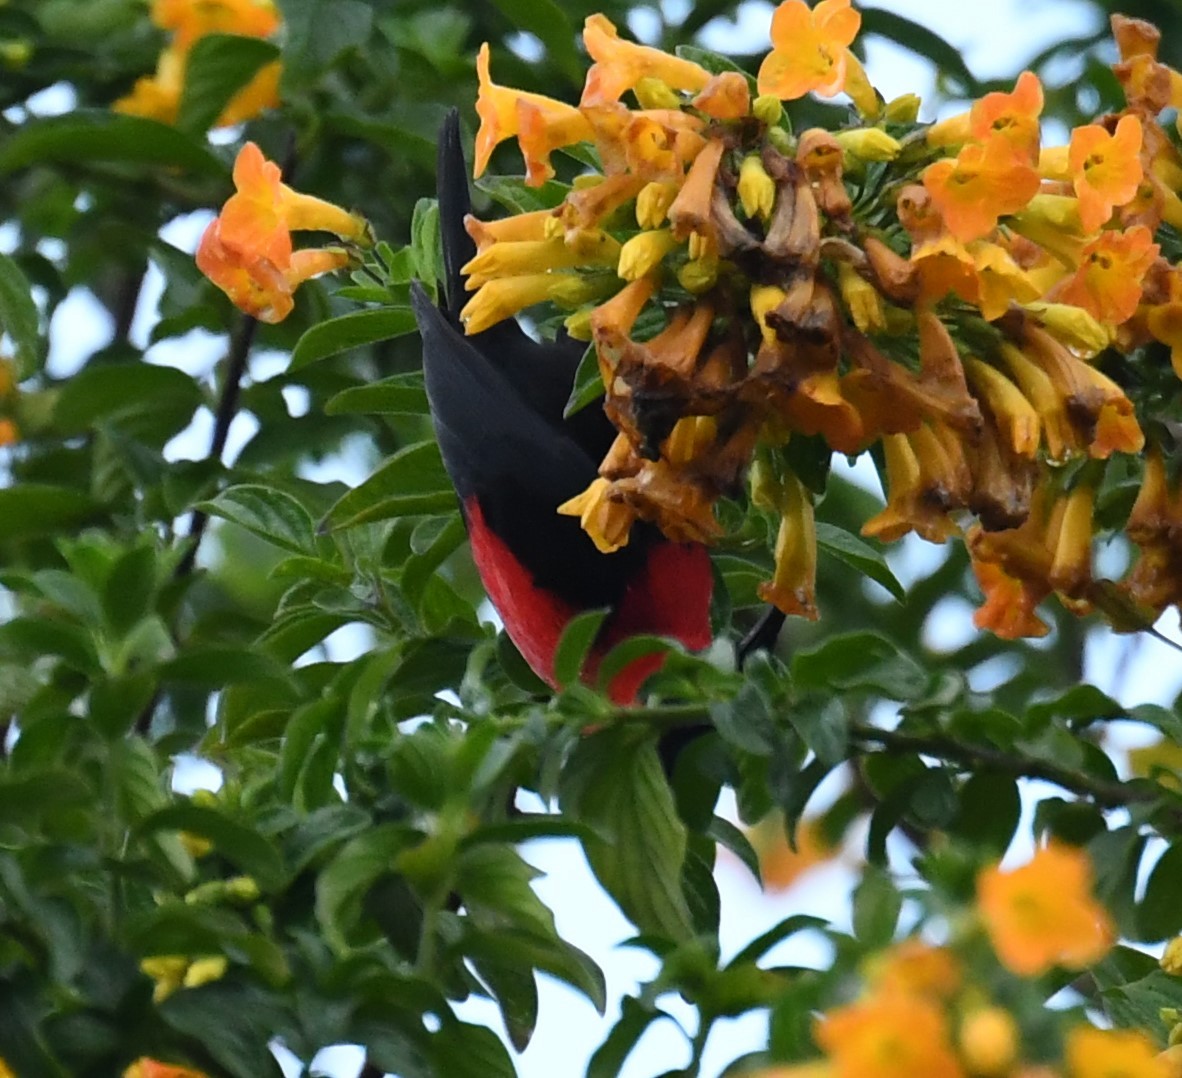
409,110 -> 717,705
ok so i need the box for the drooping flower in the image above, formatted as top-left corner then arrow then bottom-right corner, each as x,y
581,14 -> 711,107
758,469 -> 819,619
196,142 -> 368,322
1068,114 -> 1145,232
816,991 -> 966,1078
970,549 -> 1051,639
923,134 -> 1041,243
114,0 -> 281,127
474,43 -> 593,185
757,0 -> 862,103
977,843 -> 1114,976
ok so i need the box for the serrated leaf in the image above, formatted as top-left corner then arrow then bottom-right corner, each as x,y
325,373 -> 428,416
288,307 -> 416,371
792,631 -> 926,700
815,522 -> 904,601
324,440 -> 455,529
552,608 -> 609,688
0,252 -> 41,376
177,34 -> 280,133
561,729 -> 694,941
197,484 -> 316,555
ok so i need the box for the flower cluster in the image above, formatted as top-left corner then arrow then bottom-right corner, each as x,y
460,2 -> 1182,636
752,846 -> 1166,1078
114,0 -> 281,127
196,142 -> 372,323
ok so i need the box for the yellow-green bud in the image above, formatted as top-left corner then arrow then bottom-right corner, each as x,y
634,76 -> 681,110
884,93 -> 922,124
677,257 -> 717,294
837,263 -> 886,333
617,229 -> 678,281
636,181 -> 677,229
738,155 -> 776,221
224,876 -> 261,904
752,94 -> 783,127
182,955 -> 228,989
1163,937 -> 1182,976
834,127 -> 902,162
767,126 -> 794,155
572,174 -> 603,190
958,1007 -> 1019,1077
0,40 -> 32,68
749,456 -> 782,512
564,308 -> 594,341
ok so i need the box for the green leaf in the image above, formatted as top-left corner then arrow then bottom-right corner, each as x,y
488,0 -> 580,81
160,647 -> 298,691
474,174 -> 570,215
0,252 -> 41,376
462,928 -> 607,1016
711,679 -> 777,756
288,307 -> 417,371
0,485 -> 100,542
325,373 -> 429,416
0,110 -> 226,176
563,342 -> 604,418
852,866 -> 902,948
674,44 -> 758,91
950,773 -> 1021,855
726,914 -> 826,968
197,484 -> 316,555
1138,843 -> 1182,942
586,998 -> 666,1078
786,696 -> 848,767
139,805 -> 286,891
53,362 -> 202,445
277,0 -> 374,79
561,729 -> 694,941
324,441 -> 455,529
792,631 -> 927,700
177,34 -> 280,133
815,522 -> 904,601
431,1019 -> 516,1078
552,608 -> 609,688
410,197 -> 442,289
316,822 -> 416,951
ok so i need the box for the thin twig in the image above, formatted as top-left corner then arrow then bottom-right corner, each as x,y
850,721 -> 1169,813
174,314 -> 258,579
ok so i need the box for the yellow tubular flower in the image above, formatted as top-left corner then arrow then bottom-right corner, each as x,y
460,273 -> 558,334
465,209 -> 555,250
1066,1027 -> 1168,1078
557,477 -> 637,552
738,154 -> 776,221
463,234 -> 619,288
758,471 -> 819,620
1048,483 -> 1096,597
861,433 -> 923,543
884,92 -> 920,123
837,263 -> 885,333
636,180 -> 680,229
996,343 -> 1078,460
834,127 -> 901,162
617,229 -> 678,280
751,284 -> 789,345
964,358 -> 1041,458
1021,302 -> 1112,357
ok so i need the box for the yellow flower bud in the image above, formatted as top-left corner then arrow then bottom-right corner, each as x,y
678,257 -> 718,294
180,832 -> 213,858
564,307 -> 594,340
686,230 -> 715,262
1020,301 -> 1112,358
224,876 -> 261,903
959,1007 -> 1019,1076
182,955 -> 229,990
0,40 -> 32,69
140,955 -> 188,1003
749,455 -> 782,512
884,93 -> 921,123
636,180 -> 679,229
837,263 -> 885,333
634,76 -> 681,110
1163,936 -> 1182,976
753,94 -> 783,126
834,127 -> 902,162
618,229 -> 678,281
768,126 -> 794,155
738,155 -> 776,220
751,283 -> 787,345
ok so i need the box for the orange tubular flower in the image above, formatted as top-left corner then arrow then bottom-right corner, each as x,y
816,992 -> 965,1078
474,43 -> 593,184
977,843 -> 1114,977
971,552 -> 1051,638
1052,225 -> 1159,325
926,71 -> 1044,164
866,940 -> 962,1001
124,1059 -> 210,1078
581,14 -> 710,107
1065,1027 -> 1170,1078
923,135 -> 1041,243
1069,114 -> 1144,233
152,0 -> 279,51
757,0 -> 862,102
196,142 -> 366,323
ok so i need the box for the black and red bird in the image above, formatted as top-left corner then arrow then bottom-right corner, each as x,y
410,112 -> 715,703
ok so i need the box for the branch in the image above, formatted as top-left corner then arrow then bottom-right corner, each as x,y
173,314 -> 257,579
851,721 -> 1171,814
